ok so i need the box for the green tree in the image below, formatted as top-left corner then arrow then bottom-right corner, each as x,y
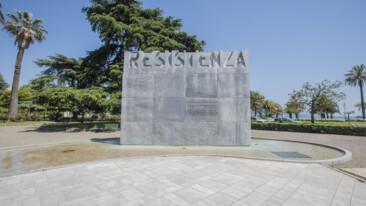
0,72 -> 8,95
296,80 -> 344,123
345,64 -> 366,119
29,75 -> 56,91
108,92 -> 121,115
250,91 -> 265,117
81,0 -> 205,90
262,100 -> 282,118
3,11 -> 47,120
36,87 -> 108,122
34,54 -> 82,88
285,92 -> 305,119
316,95 -> 339,119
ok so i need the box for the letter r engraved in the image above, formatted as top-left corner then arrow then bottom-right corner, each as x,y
130,52 -> 140,68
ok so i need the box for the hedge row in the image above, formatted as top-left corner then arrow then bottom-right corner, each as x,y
251,122 -> 366,136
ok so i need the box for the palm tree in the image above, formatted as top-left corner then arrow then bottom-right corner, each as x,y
0,3 -> 5,24
250,91 -> 265,117
3,11 -> 47,120
262,100 -> 282,118
345,64 -> 366,119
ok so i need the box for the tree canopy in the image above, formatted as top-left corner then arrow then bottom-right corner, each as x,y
0,0 -> 206,121
294,80 -> 345,123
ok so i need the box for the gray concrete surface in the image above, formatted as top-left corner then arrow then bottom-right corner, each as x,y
1,126 -> 365,169
252,130 -> 366,168
1,156 -> 365,206
121,51 -> 251,145
0,125 -> 117,149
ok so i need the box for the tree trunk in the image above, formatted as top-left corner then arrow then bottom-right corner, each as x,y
72,111 -> 78,119
311,112 -> 315,123
330,113 -> 333,119
310,100 -> 315,123
8,48 -> 25,121
289,113 -> 292,119
81,113 -> 85,123
359,80 -> 365,119
321,113 -> 325,119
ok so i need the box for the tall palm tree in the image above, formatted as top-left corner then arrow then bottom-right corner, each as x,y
3,11 -> 47,120
345,64 -> 366,119
0,3 -> 4,24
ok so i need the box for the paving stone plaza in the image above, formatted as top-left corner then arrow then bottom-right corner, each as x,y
1,156 -> 365,206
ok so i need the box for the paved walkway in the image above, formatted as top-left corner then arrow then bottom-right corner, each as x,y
0,156 -> 365,206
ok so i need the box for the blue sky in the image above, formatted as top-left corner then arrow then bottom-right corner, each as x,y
0,0 -> 365,115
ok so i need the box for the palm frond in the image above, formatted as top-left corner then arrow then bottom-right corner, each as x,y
4,10 -> 47,49
345,64 -> 366,87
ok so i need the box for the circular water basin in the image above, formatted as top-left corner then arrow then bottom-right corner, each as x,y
91,137 -> 351,165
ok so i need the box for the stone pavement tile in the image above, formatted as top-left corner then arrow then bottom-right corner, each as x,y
351,181 -> 366,206
0,198 -> 13,205
0,186 -> 18,201
20,197 -> 41,206
62,184 -> 100,202
120,187 -> 145,201
192,201 -> 211,206
197,178 -> 229,192
164,193 -> 190,206
261,201 -> 281,206
231,178 -> 266,192
283,189 -> 333,206
232,201 -> 251,206
331,176 -> 355,206
139,195 -> 178,206
94,193 -> 126,206
201,191 -> 238,206
351,198 -> 366,206
40,193 -> 64,205
265,179 -> 304,205
174,187 -> 210,203
237,191 -> 270,206
191,184 -> 215,196
211,173 -> 243,185
135,180 -> 176,197
222,185 -> 251,199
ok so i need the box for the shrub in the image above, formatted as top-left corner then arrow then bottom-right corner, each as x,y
251,122 -> 366,136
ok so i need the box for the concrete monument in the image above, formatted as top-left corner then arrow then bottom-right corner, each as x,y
121,50 -> 250,145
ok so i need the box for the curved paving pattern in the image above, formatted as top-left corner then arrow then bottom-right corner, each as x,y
0,156 -> 365,206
